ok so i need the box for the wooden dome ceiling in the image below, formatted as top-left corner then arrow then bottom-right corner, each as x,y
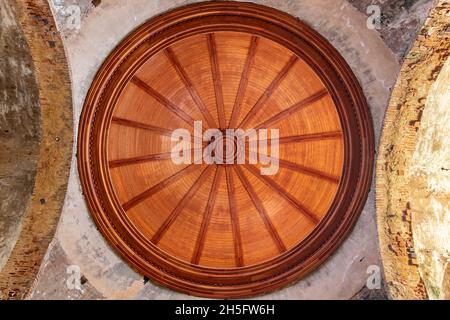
110,31 -> 341,268
78,2 -> 374,298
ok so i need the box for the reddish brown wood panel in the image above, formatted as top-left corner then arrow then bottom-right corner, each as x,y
78,1 -> 374,299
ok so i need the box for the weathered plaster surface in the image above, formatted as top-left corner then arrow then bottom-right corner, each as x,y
0,0 -> 40,272
348,0 -> 436,61
376,0 -> 450,300
31,0 -> 399,299
408,56 -> 450,300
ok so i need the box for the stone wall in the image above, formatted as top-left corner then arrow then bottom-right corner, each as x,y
349,0 -> 436,60
408,55 -> 450,300
376,0 -> 450,300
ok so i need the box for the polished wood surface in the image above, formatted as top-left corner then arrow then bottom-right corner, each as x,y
108,31 -> 341,267
78,1 -> 374,298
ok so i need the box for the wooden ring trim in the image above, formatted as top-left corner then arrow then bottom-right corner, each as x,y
78,1 -> 374,298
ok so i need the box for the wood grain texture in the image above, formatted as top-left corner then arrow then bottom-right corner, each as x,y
228,36 -> 259,129
112,117 -> 175,137
207,34 -> 227,129
254,89 -> 329,129
122,165 -> 199,211
245,165 -> 320,224
109,152 -> 172,168
165,47 -> 218,128
131,76 -> 196,127
152,166 -> 214,244
78,1 -> 374,298
192,166 -> 222,264
234,166 -> 287,253
238,55 -> 298,129
225,166 -> 244,267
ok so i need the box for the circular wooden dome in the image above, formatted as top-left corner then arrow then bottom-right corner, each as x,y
78,2 -> 374,298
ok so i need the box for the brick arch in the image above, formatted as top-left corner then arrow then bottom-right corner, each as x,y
0,0 -> 73,300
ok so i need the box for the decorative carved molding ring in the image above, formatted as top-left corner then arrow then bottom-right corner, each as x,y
78,1 -> 374,298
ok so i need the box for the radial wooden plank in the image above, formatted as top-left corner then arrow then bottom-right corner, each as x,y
122,164 -> 200,211
152,165 -> 215,244
131,76 -> 196,127
164,46 -> 218,129
245,165 -> 320,224
109,152 -> 172,168
254,89 -> 329,130
191,166 -> 223,264
279,132 -> 343,144
225,166 -> 244,267
112,117 -> 175,137
233,166 -> 287,253
238,55 -> 298,129
228,36 -> 259,128
279,159 -> 340,184
206,33 -> 227,129
249,150 -> 341,184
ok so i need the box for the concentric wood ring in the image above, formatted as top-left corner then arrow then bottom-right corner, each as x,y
78,1 -> 374,298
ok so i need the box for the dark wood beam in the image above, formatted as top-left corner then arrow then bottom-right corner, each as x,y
233,166 -> 287,253
192,166 -> 222,264
164,47 -> 217,129
131,76 -> 195,127
244,151 -> 341,184
279,159 -> 340,184
109,147 -> 205,168
255,89 -> 329,129
206,34 -> 227,129
238,55 -> 298,129
112,117 -> 175,137
152,166 -> 214,244
278,131 -> 343,144
228,36 -> 259,129
245,165 -> 320,224
122,164 -> 199,211
109,152 -> 172,168
225,167 -> 244,267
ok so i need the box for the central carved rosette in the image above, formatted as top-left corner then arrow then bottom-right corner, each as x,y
171,121 -> 280,175
207,130 -> 239,165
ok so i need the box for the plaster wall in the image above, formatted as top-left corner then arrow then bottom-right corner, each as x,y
348,0 -> 437,60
